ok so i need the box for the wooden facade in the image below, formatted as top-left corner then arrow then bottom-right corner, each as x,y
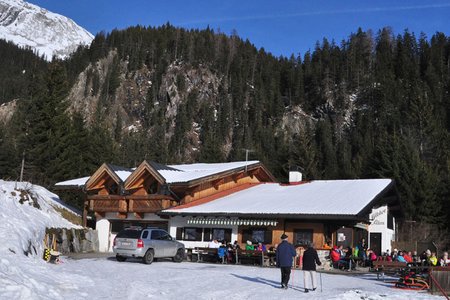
82,161 -> 275,227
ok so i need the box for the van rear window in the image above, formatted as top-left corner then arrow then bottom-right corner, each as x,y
116,229 -> 142,239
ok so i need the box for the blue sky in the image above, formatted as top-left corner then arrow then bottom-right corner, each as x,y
29,0 -> 450,57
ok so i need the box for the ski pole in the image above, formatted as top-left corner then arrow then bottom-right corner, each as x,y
320,271 -> 323,292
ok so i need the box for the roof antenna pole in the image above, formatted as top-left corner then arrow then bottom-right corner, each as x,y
242,149 -> 255,173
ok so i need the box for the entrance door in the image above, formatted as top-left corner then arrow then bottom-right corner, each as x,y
370,233 -> 382,256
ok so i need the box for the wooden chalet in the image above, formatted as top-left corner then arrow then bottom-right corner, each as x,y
55,161 -> 401,254
55,160 -> 275,251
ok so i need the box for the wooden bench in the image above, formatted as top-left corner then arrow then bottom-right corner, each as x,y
236,249 -> 270,267
371,261 -> 407,280
192,247 -> 221,263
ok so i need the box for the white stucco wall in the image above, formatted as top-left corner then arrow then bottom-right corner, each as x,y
96,219 -> 111,252
96,213 -> 168,252
368,205 -> 395,254
168,216 -> 239,249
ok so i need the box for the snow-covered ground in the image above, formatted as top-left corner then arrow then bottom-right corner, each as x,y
0,180 -> 441,299
0,257 -> 440,299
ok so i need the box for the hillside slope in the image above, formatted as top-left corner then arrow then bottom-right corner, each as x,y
0,180 -> 80,258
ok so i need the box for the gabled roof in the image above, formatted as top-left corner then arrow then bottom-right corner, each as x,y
161,179 -> 395,220
124,160 -> 167,189
84,163 -> 133,191
54,160 -> 271,189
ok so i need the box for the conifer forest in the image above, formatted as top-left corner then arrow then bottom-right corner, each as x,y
0,25 -> 449,229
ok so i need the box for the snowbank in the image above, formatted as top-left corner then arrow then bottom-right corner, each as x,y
0,180 -> 80,257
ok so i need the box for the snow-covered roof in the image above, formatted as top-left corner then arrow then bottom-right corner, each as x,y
54,176 -> 90,187
163,179 -> 393,216
54,161 -> 260,187
162,161 -> 259,184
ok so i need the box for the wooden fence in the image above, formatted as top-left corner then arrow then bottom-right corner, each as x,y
430,267 -> 450,298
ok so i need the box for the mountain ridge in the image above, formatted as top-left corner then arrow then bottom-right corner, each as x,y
0,0 -> 93,60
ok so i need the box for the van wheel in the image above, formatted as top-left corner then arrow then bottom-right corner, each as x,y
143,250 -> 154,264
116,255 -> 127,262
173,249 -> 184,263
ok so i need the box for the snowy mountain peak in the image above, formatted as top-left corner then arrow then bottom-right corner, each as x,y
0,0 -> 94,60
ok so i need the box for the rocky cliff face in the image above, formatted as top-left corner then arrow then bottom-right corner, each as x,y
0,0 -> 93,60
65,51 -> 341,161
67,53 -> 224,155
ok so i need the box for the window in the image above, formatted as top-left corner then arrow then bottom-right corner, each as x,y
211,228 -> 232,243
146,180 -> 158,194
159,230 -> 171,240
242,228 -> 272,244
142,230 -> 149,239
203,228 -> 232,242
151,230 -> 162,240
387,212 -> 394,230
116,229 -> 142,239
183,228 -> 203,241
294,229 -> 313,247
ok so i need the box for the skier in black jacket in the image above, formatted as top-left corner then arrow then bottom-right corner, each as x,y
302,241 -> 322,293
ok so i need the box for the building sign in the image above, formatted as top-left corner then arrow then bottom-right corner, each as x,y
370,208 -> 386,226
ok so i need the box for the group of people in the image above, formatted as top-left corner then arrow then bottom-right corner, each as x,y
207,239 -> 271,263
328,237 -> 450,269
378,248 -> 450,267
209,235 -> 450,293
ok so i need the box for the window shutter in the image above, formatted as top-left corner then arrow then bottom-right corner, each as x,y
176,227 -> 183,240
264,229 -> 272,244
224,229 -> 232,243
242,229 -> 251,243
203,228 -> 211,241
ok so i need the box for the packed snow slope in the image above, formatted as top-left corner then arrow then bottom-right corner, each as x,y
0,0 -> 93,60
0,180 -> 80,256
0,180 -> 439,299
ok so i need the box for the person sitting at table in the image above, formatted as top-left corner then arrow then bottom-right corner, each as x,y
256,242 -> 266,252
217,242 -> 228,263
330,246 -> 348,269
367,249 -> 377,267
246,240 -> 255,251
330,246 -> 340,267
396,250 -> 407,263
208,239 -> 220,248
232,240 -> 241,250
344,246 -> 355,270
412,251 -> 420,264
403,251 -> 413,263
226,242 -> 234,263
440,251 -> 450,266
429,252 -> 438,266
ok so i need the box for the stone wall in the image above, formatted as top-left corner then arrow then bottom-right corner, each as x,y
45,228 -> 99,253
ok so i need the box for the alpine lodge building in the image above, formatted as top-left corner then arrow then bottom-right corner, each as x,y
55,160 -> 402,256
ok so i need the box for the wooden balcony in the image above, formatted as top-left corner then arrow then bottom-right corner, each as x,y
87,194 -> 174,214
89,199 -> 127,213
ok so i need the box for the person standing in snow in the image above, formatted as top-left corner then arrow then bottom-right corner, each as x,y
276,233 -> 296,289
302,241 -> 321,293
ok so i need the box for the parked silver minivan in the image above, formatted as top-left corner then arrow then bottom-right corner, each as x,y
113,227 -> 185,264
